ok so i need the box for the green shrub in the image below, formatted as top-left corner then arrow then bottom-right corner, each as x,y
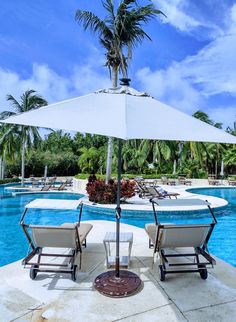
0,178 -> 20,185
75,172 -> 186,180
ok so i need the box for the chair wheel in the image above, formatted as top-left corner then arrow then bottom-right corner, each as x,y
71,265 -> 77,281
30,265 -> 38,280
159,265 -> 165,281
199,265 -> 208,280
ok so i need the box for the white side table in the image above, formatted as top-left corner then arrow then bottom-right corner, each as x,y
103,232 -> 133,268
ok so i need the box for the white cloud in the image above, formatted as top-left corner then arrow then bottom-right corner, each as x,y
180,33 -> 236,96
0,60 -> 110,113
136,4 -> 236,127
155,0 -> 223,38
229,3 -> 236,33
156,0 -> 201,32
136,65 -> 203,114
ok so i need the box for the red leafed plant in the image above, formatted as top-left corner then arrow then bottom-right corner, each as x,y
86,177 -> 136,204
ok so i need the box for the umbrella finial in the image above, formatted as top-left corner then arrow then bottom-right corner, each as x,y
120,78 -> 131,86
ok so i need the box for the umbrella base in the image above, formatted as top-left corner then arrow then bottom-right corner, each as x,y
94,270 -> 142,298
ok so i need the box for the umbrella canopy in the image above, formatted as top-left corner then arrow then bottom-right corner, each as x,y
2,85 -> 236,144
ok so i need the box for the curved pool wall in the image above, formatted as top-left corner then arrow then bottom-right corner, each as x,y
0,184 -> 236,267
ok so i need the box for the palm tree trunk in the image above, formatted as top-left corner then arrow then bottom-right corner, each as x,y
0,157 -> 2,180
2,151 -> 6,180
105,66 -> 119,184
215,160 -> 218,178
21,141 -> 25,186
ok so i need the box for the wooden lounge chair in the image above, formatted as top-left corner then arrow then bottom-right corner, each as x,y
161,176 -> 168,185
228,179 -> 236,186
161,176 -> 176,185
178,177 -> 192,185
135,181 -> 152,198
31,178 -> 40,187
146,199 -> 217,281
64,178 -> 73,186
47,176 -> 57,186
41,184 -> 52,191
147,186 -> 179,199
208,177 -> 220,185
49,183 -> 67,191
20,199 -> 93,281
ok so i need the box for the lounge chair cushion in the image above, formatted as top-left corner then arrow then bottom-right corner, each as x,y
32,222 -> 93,248
61,222 -> 93,243
156,187 -> 168,195
145,223 -> 210,248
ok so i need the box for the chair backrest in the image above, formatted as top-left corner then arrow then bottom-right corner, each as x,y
153,187 -> 165,198
65,178 -> 73,184
136,181 -> 146,193
48,177 -> 56,184
58,183 -> 66,191
41,184 -> 51,191
161,176 -> 168,184
32,179 -> 40,186
147,186 -> 159,197
31,225 -> 79,248
156,224 -> 210,249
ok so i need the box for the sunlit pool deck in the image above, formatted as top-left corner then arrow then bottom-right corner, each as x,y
1,184 -> 236,321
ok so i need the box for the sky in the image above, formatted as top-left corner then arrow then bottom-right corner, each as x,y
0,0 -> 236,129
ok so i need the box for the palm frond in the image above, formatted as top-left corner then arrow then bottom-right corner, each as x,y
0,111 -> 16,120
102,0 -> 115,19
75,10 -> 113,39
6,95 -> 22,113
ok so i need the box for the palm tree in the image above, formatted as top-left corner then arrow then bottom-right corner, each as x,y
78,146 -> 104,173
75,0 -> 164,182
187,111 -> 227,175
0,124 -> 21,179
0,90 -> 47,186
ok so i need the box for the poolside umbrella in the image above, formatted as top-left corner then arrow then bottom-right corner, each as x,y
2,78 -> 236,297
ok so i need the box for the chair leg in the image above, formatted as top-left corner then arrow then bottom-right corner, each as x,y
79,252 -> 82,270
149,239 -> 154,248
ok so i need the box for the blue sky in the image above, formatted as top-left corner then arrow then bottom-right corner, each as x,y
0,0 -> 236,129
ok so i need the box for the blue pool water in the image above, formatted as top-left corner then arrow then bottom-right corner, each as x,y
0,185 -> 236,267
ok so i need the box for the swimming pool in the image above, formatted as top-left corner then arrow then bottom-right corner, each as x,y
0,185 -> 235,267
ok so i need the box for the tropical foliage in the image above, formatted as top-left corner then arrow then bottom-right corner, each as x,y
0,90 -> 47,185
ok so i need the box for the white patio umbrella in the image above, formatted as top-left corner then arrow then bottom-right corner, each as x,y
2,84 -> 236,144
2,79 -> 236,297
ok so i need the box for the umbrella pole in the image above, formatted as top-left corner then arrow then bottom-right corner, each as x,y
115,139 -> 122,278
94,138 -> 142,298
